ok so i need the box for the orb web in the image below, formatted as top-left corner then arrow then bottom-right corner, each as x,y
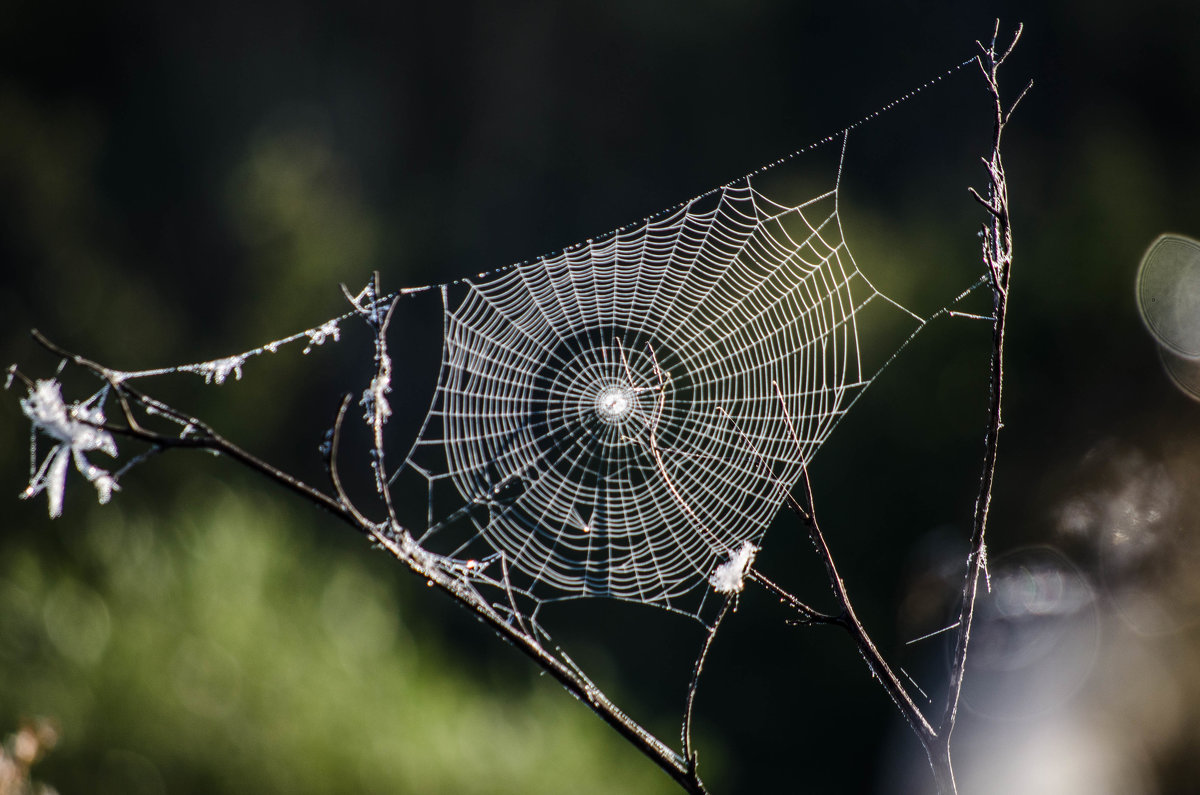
29,56 -> 982,631
400,140 -> 934,624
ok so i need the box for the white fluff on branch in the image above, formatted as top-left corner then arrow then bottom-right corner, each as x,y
19,379 -> 119,518
710,541 -> 758,594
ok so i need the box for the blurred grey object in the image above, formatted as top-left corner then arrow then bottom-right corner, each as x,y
1137,234 -> 1200,399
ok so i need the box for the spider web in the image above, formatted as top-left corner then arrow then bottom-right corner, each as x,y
397,131 -> 944,626
28,59 -> 981,632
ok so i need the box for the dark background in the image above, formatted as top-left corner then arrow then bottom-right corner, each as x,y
4,1 -> 1200,793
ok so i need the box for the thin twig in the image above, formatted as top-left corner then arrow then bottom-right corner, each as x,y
682,598 -> 732,765
326,393 -> 378,530
30,330 -> 358,527
930,21 -> 1023,794
769,388 -> 936,742
746,569 -> 836,626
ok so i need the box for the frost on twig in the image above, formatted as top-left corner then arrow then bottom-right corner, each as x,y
352,279 -> 393,430
303,319 -> 341,354
710,541 -> 757,594
189,355 -> 247,385
146,317 -> 345,385
361,372 -> 392,426
18,379 -> 119,518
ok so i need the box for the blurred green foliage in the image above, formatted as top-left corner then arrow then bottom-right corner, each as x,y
0,488 -> 678,794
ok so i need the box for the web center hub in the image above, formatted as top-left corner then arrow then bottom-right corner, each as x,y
595,385 -> 636,424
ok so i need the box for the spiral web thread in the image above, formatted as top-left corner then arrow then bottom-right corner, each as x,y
398,131 -> 940,627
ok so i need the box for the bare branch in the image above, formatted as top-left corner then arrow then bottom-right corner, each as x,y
933,20 -> 1025,794
720,394 -> 935,742
682,598 -> 732,766
326,392 -> 377,529
363,524 -> 710,794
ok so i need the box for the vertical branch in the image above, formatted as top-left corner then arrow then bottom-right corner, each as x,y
739,25 -> 1026,795
365,272 -> 401,523
932,21 -> 1028,792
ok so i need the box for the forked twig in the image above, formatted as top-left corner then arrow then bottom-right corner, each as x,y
750,393 -> 936,743
745,569 -> 835,626
499,553 -> 533,640
27,330 -> 358,527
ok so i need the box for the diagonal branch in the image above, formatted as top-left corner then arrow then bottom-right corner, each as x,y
25,309 -> 713,795
755,390 -> 936,742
